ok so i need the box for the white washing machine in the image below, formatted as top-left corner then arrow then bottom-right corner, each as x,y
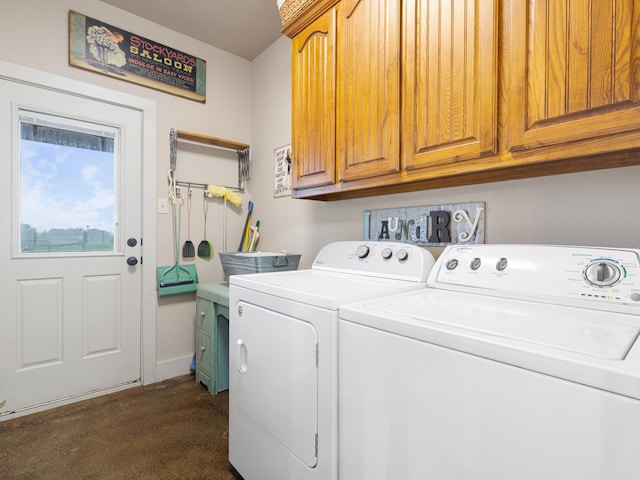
228,241 -> 436,480
339,244 -> 640,480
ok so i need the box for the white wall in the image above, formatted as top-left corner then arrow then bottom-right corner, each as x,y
251,36 -> 640,267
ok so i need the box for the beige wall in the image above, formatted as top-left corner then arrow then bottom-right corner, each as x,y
3,0 -> 640,379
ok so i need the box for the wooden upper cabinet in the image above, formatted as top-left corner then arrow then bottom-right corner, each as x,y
286,0 -> 640,199
507,0 -> 640,151
291,8 -> 337,190
402,0 -> 498,170
336,0 -> 401,182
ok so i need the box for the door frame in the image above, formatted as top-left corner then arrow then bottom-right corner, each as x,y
0,60 -> 157,389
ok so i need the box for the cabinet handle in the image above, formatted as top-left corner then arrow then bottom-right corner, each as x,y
200,311 -> 205,317
200,345 -> 206,352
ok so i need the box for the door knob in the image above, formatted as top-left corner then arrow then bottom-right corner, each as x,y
127,238 -> 138,247
127,256 -> 138,266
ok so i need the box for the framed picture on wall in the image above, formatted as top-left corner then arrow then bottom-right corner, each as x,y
69,10 -> 206,102
274,144 -> 292,198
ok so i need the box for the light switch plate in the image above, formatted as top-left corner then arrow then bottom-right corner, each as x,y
158,198 -> 168,214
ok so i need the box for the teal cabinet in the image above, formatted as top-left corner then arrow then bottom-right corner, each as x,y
195,283 -> 230,395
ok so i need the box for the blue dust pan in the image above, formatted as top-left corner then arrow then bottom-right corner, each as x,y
156,264 -> 199,297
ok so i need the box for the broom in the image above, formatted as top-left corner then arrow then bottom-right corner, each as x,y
237,200 -> 253,252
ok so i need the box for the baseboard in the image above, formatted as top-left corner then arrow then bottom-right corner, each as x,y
0,381 -> 141,422
155,354 -> 194,382
1,357 -> 194,421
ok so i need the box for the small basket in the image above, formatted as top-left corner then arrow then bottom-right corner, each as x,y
219,252 -> 301,280
278,0 -> 316,27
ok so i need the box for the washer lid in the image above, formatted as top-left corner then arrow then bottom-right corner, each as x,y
340,289 -> 640,399
231,269 -> 425,310
353,289 -> 640,360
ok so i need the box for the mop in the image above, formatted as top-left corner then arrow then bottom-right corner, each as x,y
157,170 -> 199,296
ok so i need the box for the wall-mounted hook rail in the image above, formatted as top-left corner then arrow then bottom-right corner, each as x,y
174,180 -> 242,192
169,128 -> 250,192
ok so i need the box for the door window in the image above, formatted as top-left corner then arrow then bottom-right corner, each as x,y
18,111 -> 118,255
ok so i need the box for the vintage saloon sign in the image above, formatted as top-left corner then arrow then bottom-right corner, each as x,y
69,11 -> 206,102
363,202 -> 485,246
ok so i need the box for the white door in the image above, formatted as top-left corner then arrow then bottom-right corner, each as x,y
0,78 -> 143,417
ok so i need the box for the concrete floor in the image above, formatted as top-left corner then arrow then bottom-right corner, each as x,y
0,374 -> 243,480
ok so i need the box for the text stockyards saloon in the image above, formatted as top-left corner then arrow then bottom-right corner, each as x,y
69,11 -> 207,102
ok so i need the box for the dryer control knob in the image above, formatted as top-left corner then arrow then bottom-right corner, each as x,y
357,245 -> 370,258
396,249 -> 408,261
584,261 -> 622,287
381,248 -> 393,259
496,257 -> 508,271
470,257 -> 482,271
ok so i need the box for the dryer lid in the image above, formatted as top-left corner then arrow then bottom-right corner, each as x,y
231,269 -> 425,310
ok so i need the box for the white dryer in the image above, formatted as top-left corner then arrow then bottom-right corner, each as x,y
339,244 -> 640,480
228,241 -> 435,480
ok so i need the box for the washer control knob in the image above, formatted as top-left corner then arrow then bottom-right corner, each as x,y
470,257 -> 482,271
584,261 -> 622,287
446,259 -> 459,270
496,257 -> 508,271
356,245 -> 370,259
396,249 -> 409,261
381,248 -> 393,259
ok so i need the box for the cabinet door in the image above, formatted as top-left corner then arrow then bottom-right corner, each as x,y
337,0 -> 401,182
403,0 -> 497,170
507,0 -> 640,151
196,296 -> 213,332
291,9 -> 337,190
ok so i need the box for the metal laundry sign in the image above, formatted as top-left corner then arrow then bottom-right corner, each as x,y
363,202 -> 485,246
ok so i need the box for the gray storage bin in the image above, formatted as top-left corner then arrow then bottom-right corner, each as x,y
219,252 -> 301,279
